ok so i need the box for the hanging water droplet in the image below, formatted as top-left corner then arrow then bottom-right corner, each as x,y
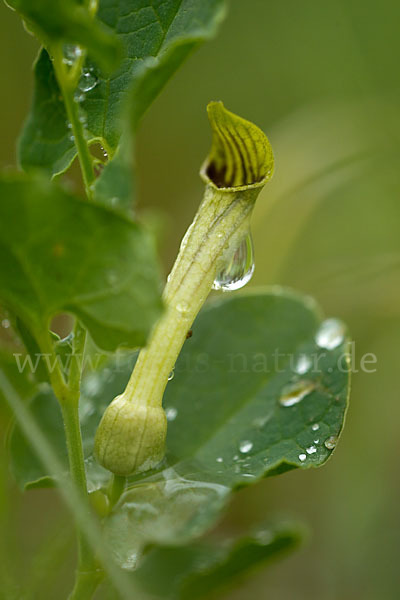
167,369 -> 175,381
62,44 -> 82,66
315,318 -> 346,350
1,318 -> 10,329
311,423 -> 320,431
279,380 -> 315,407
306,445 -> 317,455
165,406 -> 177,421
239,440 -> 253,454
213,232 -> 255,291
324,435 -> 338,450
294,354 -> 312,375
78,69 -> 98,92
298,453 -> 307,462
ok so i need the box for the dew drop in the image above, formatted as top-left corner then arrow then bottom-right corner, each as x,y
165,406 -> 177,421
1,318 -> 10,329
306,445 -> 317,455
294,354 -> 312,375
299,453 -> 307,462
213,232 -> 255,291
324,435 -> 338,450
216,457 -> 223,463
167,369 -> 175,381
279,380 -> 315,407
239,440 -> 253,454
78,70 -> 98,92
62,44 -> 82,66
311,423 -> 320,431
315,318 -> 346,350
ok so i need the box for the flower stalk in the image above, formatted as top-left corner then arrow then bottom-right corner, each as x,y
94,101 -> 274,476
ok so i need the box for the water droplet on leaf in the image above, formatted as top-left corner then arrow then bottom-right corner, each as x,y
315,318 -> 346,350
78,70 -> 98,92
167,370 -> 174,381
279,380 -> 315,407
311,423 -> 319,431
216,457 -> 223,463
306,445 -> 317,455
239,440 -> 253,454
2,319 -> 10,329
299,453 -> 307,462
294,354 -> 312,374
165,407 -> 177,421
324,435 -> 338,450
213,232 -> 255,291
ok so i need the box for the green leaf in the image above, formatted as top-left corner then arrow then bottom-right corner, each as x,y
17,49 -> 77,177
0,173 -> 163,351
18,0 -> 227,177
9,290 -> 350,567
132,521 -> 304,599
6,0 -> 121,73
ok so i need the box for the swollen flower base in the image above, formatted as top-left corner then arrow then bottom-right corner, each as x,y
94,101 -> 274,476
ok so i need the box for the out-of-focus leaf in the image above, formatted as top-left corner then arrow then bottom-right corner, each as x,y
6,0 -> 120,73
132,521 -> 304,599
0,174 -> 163,352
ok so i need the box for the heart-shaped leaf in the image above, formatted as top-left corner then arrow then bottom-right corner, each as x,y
9,290 -> 350,567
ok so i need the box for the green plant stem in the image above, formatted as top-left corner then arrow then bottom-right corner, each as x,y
108,474 -> 126,509
52,46 -> 95,197
36,324 -> 102,598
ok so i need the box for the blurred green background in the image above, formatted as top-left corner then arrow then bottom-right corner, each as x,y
1,0 -> 400,598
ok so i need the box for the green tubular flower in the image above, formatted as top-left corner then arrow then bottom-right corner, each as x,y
94,101 -> 274,476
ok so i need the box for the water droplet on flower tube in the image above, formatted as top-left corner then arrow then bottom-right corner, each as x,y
315,318 -> 346,350
213,232 -> 255,291
78,69 -> 98,92
279,380 -> 315,407
167,369 -> 175,381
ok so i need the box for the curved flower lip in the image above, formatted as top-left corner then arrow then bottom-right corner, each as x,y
200,101 -> 274,193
